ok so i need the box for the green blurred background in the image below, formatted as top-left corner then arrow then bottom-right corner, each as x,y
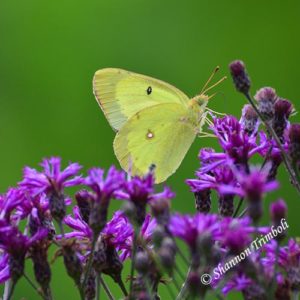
0,0 -> 299,299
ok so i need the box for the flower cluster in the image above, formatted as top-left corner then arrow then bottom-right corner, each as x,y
0,60 -> 300,300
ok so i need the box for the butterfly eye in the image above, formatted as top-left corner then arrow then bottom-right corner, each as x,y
146,86 -> 152,95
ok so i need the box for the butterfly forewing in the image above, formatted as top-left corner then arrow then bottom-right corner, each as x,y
93,68 -> 189,131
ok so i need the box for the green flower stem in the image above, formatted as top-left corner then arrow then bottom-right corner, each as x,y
99,275 -> 115,300
233,197 -> 244,217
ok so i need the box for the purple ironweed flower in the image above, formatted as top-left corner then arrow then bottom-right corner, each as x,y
254,87 -> 278,122
240,104 -> 259,136
187,164 -> 236,216
218,217 -> 254,254
279,239 -> 300,291
20,157 -> 82,196
273,99 -> 293,141
233,167 -> 278,222
84,166 -> 125,235
287,124 -> 300,165
116,172 -> 174,226
231,167 -> 279,200
210,115 -> 269,172
20,157 -> 82,223
221,273 -> 253,295
229,60 -> 251,94
0,225 -> 47,283
63,206 -> 156,261
0,188 -> 28,223
168,213 -> 220,254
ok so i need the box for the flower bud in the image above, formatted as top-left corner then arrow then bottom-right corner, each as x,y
240,104 -> 259,135
288,124 -> 300,163
49,191 -> 66,223
75,190 -> 92,224
135,251 -> 150,275
158,247 -> 175,272
152,225 -> 166,248
287,267 -> 300,291
267,151 -> 282,181
229,60 -> 251,94
270,199 -> 287,242
161,237 -> 176,256
242,284 -> 267,300
150,198 -> 170,225
270,199 -> 287,223
273,99 -> 293,141
254,87 -> 278,122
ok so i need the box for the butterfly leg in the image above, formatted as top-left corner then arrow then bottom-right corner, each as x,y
197,111 -> 216,138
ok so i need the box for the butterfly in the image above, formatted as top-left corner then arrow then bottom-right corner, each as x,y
93,68 -> 225,183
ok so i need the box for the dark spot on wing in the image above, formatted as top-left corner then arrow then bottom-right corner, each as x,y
146,86 -> 152,95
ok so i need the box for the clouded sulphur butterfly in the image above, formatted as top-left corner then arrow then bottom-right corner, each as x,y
93,68 -> 225,183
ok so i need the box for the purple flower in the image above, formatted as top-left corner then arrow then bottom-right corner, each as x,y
63,206 -> 156,261
218,217 -> 254,253
116,173 -> 174,225
63,206 -> 93,240
279,239 -> 300,269
168,213 -> 220,251
0,225 -> 47,255
0,225 -> 48,282
221,274 -> 252,295
84,166 -> 125,234
210,116 -> 269,171
20,157 -> 82,196
187,164 -> 236,194
84,166 -> 125,201
254,87 -> 278,122
0,188 -> 27,222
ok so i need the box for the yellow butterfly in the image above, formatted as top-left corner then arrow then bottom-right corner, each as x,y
93,68 -> 225,183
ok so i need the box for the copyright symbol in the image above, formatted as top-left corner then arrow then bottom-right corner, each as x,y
201,273 -> 212,285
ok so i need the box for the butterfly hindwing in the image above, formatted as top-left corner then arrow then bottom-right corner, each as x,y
93,68 -> 189,131
113,103 -> 198,183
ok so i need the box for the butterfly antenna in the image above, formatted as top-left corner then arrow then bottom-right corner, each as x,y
202,76 -> 227,95
200,66 -> 220,94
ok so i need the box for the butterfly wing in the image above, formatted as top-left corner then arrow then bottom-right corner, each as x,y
93,68 -> 189,131
113,103 -> 198,183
